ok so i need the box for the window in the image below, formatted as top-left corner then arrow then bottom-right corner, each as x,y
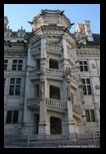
6,111 -> 19,124
12,60 -> 23,71
85,110 -> 95,122
79,61 -> 88,71
9,78 -> 21,95
82,78 -> 92,95
49,59 -> 59,69
4,60 -> 8,70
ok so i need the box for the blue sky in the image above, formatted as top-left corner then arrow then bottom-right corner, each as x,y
4,4 -> 100,34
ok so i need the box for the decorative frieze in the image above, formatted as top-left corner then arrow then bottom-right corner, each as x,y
4,46 -> 25,52
77,48 -> 100,55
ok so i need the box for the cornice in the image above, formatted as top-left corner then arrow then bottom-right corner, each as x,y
77,47 -> 100,55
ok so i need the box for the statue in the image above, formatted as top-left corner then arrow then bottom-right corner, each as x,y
67,85 -> 71,100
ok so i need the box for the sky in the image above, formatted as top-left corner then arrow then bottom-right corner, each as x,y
4,4 -> 100,34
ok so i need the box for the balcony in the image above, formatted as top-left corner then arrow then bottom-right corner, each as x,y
30,47 -> 41,56
46,68 -> 64,80
27,98 -> 40,110
28,70 -> 40,80
46,98 -> 67,113
72,104 -> 83,119
46,43 -> 63,55
71,75 -> 78,90
68,52 -> 76,66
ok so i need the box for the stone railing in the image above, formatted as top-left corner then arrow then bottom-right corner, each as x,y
72,104 -> 83,115
71,75 -> 78,85
30,47 -> 41,55
46,98 -> 67,109
29,70 -> 40,77
46,68 -> 64,77
46,43 -> 63,52
69,52 -> 76,64
27,98 -> 40,108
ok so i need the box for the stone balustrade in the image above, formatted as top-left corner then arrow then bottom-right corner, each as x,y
46,68 -> 64,77
27,98 -> 40,108
30,46 -> 41,55
46,98 -> 67,109
68,52 -> 76,64
29,68 -> 64,78
29,70 -> 40,77
46,43 -> 63,52
71,75 -> 78,85
72,104 -> 83,115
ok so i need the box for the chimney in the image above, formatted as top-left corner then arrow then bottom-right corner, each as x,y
4,16 -> 9,30
83,20 -> 93,41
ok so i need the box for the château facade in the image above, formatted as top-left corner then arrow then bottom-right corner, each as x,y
4,9 -> 100,137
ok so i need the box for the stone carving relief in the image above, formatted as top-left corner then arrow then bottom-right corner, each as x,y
66,67 -> 71,76
40,66 -> 45,75
80,89 -> 85,104
39,83 -> 45,101
74,30 -> 87,45
95,85 -> 100,90
67,85 -> 71,100
92,63 -> 96,69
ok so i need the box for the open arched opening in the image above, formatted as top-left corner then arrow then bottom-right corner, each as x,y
49,58 -> 59,69
50,85 -> 60,100
50,116 -> 62,134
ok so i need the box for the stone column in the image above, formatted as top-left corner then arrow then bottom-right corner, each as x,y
38,72 -> 50,136
22,46 -> 35,135
61,34 -> 68,59
60,34 -> 69,71
95,104 -> 100,127
66,74 -> 75,134
78,104 -> 87,133
41,34 -> 46,59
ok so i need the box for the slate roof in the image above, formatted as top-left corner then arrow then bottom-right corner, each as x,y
86,33 -> 100,45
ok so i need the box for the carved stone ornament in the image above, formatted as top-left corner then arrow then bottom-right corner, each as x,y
92,63 -> 96,69
67,85 -> 71,100
95,85 -> 100,90
40,83 -> 45,96
74,31 -> 86,45
66,67 -> 71,76
40,75 -> 45,83
82,98 -> 85,104
40,66 -> 45,75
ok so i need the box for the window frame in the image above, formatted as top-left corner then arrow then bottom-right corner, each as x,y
6,110 -> 19,124
79,61 -> 88,72
85,110 -> 95,122
4,59 -> 8,70
9,78 -> 21,95
82,78 -> 92,95
12,59 -> 23,71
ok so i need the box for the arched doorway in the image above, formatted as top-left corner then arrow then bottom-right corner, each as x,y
50,117 -> 62,134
